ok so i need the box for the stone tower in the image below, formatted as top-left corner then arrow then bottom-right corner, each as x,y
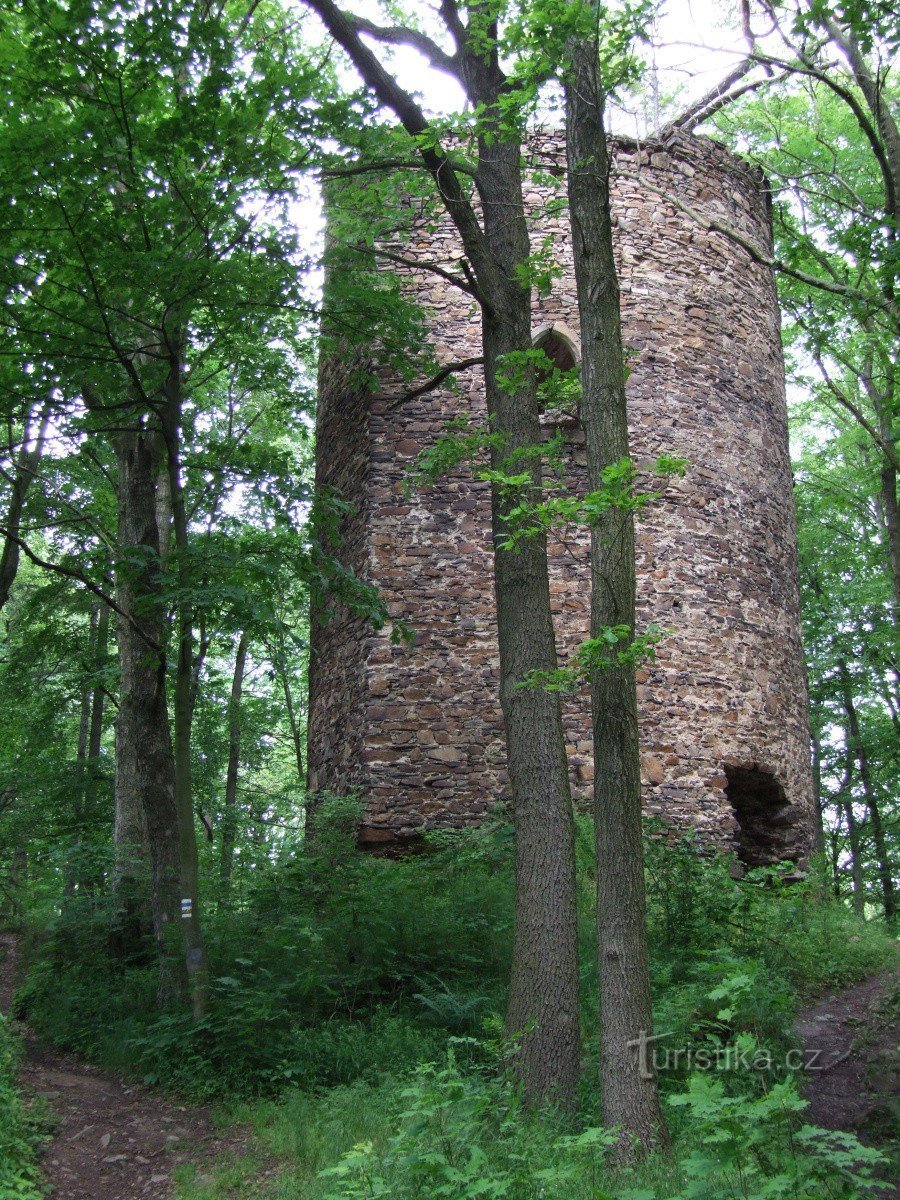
308,129 -> 816,867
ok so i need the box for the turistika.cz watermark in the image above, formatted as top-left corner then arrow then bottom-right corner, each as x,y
627,1031 -> 828,1081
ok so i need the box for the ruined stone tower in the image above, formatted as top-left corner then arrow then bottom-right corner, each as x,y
308,129 -> 816,867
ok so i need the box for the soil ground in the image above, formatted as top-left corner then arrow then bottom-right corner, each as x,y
795,968 -> 899,1196
0,931 -> 252,1200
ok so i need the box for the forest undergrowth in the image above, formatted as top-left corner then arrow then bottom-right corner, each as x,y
8,804 -> 898,1200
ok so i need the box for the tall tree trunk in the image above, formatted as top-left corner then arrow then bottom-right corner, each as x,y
0,401 -> 51,611
67,604 -> 98,896
273,631 -> 305,783
88,603 -> 109,761
564,25 -> 669,1153
834,749 -> 866,918
304,0 -> 581,1110
838,660 -> 896,923
113,425 -> 185,1003
828,825 -> 842,900
874,384 -> 900,621
841,796 -> 867,919
810,728 -> 827,858
478,135 -> 580,1111
161,339 -> 209,1018
220,630 -> 248,900
66,604 -> 100,897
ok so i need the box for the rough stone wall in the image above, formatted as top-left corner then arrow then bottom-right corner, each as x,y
309,129 -> 816,863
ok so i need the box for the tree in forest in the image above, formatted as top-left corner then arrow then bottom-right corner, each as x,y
562,0 -> 669,1150
305,0 -> 673,1136
0,0 -> 328,1008
304,0 -> 582,1108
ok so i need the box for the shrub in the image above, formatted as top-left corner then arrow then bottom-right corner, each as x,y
0,1016 -> 44,1200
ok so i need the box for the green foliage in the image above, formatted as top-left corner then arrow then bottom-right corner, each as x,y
0,1017 -> 44,1199
10,825 -> 896,1200
316,1058 -> 643,1200
519,623 -> 667,692
16,817 -> 515,1100
668,1071 -> 887,1199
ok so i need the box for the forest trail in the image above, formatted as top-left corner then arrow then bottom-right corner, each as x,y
1,927 -> 896,1199
0,931 -> 249,1200
795,968 -> 899,1193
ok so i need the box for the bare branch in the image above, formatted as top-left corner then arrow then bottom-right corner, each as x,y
322,155 -> 477,179
347,241 -> 479,297
667,56 -> 757,129
381,356 -> 484,410
303,0 -> 498,303
351,16 -> 457,75
616,168 -> 892,312
0,526 -> 161,651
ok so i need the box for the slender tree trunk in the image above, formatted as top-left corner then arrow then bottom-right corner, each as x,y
0,401 -> 51,611
273,634 -> 305,783
80,601 -> 109,897
841,795 -> 867,919
67,605 -> 99,896
833,748 -> 866,918
113,425 -> 185,1003
477,135 -> 580,1111
161,340 -> 209,1018
88,603 -> 109,761
874,388 -> 900,620
838,660 -> 896,923
564,27 -> 669,1153
304,0 -> 581,1110
828,825 -> 842,900
810,729 -> 827,858
220,631 -> 248,900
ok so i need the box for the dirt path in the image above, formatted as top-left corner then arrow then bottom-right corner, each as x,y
795,968 -> 899,1194
0,931 -> 248,1200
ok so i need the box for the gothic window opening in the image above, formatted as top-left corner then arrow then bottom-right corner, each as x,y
533,323 -> 581,424
725,764 -> 793,868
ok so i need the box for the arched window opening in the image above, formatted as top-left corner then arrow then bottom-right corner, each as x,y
725,764 -> 793,868
533,323 -> 581,423
535,329 -> 579,373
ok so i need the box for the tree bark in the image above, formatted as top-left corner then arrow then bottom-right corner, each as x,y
220,630 -> 248,900
113,424 -> 184,1003
841,795 -> 867,920
305,0 -> 580,1109
161,336 -> 209,1018
833,748 -> 866,918
838,659 -> 896,923
273,632 -> 305,783
564,25 -> 669,1154
88,603 -> 109,762
810,728 -> 827,858
0,401 -> 51,611
67,604 -> 99,897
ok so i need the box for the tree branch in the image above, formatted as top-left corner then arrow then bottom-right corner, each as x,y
351,16 -> 457,75
347,241 -> 479,297
616,168 -> 891,310
0,526 -> 161,652
322,155 -> 477,179
303,0 -> 498,303
381,356 -> 484,410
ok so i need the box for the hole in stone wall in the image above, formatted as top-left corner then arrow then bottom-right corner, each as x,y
725,764 -> 794,868
535,328 -> 579,373
533,324 -> 581,423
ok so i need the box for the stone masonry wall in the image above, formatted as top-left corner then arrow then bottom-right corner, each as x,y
308,129 -> 816,864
